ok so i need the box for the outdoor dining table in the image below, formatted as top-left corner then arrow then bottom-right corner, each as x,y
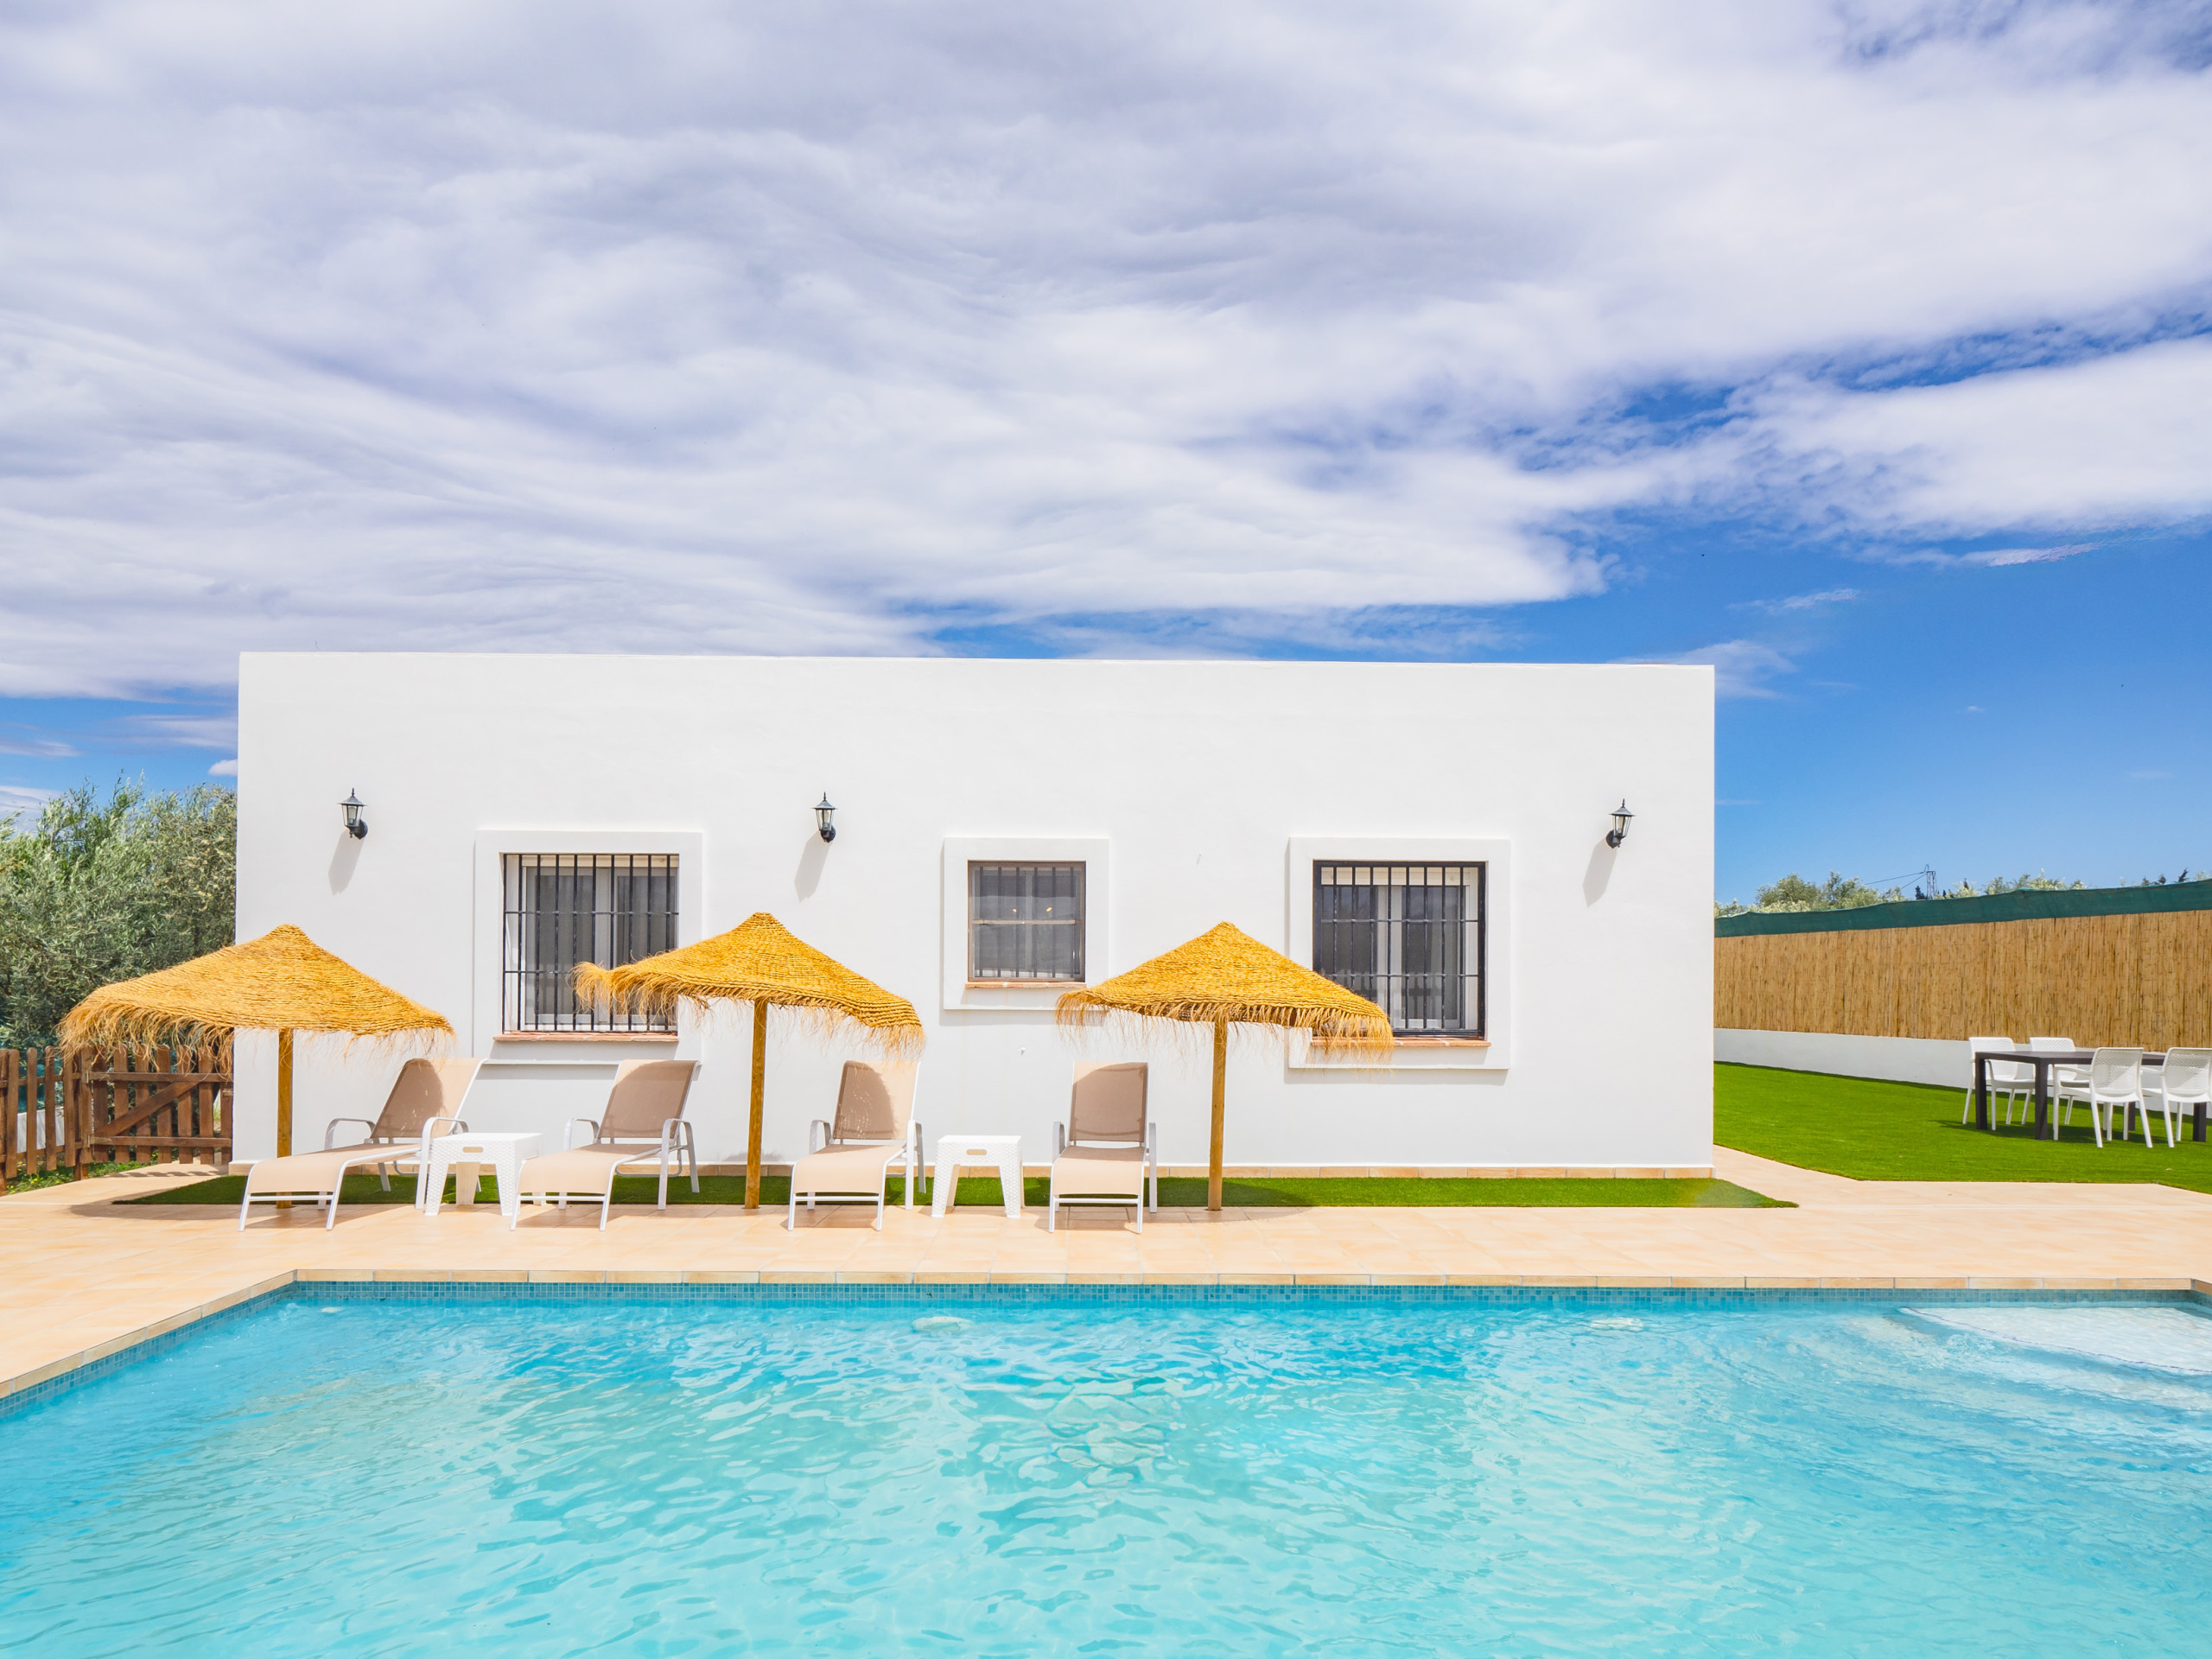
1971,1047 -> 2188,1141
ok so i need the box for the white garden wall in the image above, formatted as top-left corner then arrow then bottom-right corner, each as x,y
1715,1028 -> 1974,1090
233,654 -> 1715,1173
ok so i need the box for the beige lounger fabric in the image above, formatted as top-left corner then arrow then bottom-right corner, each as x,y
516,1059 -> 700,1206
243,1056 -> 479,1198
1068,1061 -> 1146,1141
511,1147 -> 645,1197
791,1141 -> 913,1194
244,1144 -> 413,1196
787,1060 -> 919,1226
1049,1142 -> 1147,1199
1048,1062 -> 1154,1230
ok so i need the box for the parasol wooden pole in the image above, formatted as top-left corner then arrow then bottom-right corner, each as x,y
745,1000 -> 767,1211
1208,1016 -> 1227,1212
276,1028 -> 294,1159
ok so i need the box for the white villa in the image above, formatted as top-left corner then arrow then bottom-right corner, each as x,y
231,654 -> 1715,1176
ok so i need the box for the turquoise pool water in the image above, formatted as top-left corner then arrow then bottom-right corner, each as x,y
3,1291 -> 2209,1655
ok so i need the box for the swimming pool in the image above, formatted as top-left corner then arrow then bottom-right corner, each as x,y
3,1287 -> 2208,1655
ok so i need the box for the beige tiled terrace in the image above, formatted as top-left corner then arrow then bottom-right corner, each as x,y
7,1147 -> 2212,1402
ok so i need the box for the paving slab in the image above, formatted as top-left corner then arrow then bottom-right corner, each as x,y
5,1152 -> 2212,1396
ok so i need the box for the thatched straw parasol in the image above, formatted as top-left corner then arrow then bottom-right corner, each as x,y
1057,921 -> 1393,1211
576,912 -> 923,1210
59,924 -> 453,1159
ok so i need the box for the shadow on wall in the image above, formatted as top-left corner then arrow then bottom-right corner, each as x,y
1583,839 -> 1615,906
329,830 -> 362,894
794,831 -> 829,899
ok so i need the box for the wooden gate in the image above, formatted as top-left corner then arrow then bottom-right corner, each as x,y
77,1045 -> 232,1173
2,1045 -> 232,1182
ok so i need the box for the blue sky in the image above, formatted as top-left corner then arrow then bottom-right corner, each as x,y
1,2 -> 2207,903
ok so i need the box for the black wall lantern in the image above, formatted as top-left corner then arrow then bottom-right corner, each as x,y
815,793 -> 837,843
340,789 -> 369,841
1605,798 -> 1634,849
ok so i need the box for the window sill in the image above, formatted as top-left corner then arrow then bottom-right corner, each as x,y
964,980 -> 1086,991
494,1031 -> 679,1044
1310,1035 -> 1490,1049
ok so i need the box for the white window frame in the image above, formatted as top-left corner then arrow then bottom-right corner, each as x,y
473,830 -> 703,1052
941,837 -> 1109,1012
1285,836 -> 1510,1071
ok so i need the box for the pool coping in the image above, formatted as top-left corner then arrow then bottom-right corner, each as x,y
8,1269 -> 2209,1422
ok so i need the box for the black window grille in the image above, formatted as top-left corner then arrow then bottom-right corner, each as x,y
1313,862 -> 1484,1036
969,862 -> 1085,982
502,854 -> 678,1032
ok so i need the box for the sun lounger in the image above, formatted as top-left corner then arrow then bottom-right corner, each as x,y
511,1059 -> 700,1230
786,1060 -> 920,1230
238,1056 -> 480,1230
1047,1061 -> 1156,1232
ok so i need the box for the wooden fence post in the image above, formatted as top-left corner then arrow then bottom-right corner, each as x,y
3,1048 -> 16,1185
71,1046 -> 87,1180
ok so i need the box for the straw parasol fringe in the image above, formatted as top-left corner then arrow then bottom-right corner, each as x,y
59,924 -> 453,1165
575,914 -> 923,1060
59,925 -> 453,1057
1055,923 -> 1394,1055
1057,922 -> 1393,1210
575,912 -> 924,1209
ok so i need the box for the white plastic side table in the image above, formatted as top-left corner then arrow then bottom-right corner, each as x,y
422,1130 -> 542,1224
930,1135 -> 1023,1218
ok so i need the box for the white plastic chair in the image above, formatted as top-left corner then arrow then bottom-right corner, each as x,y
1962,1037 -> 2031,1125
2077,1047 -> 2145,1149
2034,1036 -> 2091,1128
2143,1049 -> 2211,1151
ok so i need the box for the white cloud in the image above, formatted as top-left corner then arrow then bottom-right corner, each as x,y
0,728 -> 78,757
114,713 -> 238,750
1955,545 -> 2095,569
1637,639 -> 1794,700
1726,340 -> 2212,538
0,3 -> 2207,692
1735,588 -> 1861,613
207,757 -> 238,776
0,785 -> 57,820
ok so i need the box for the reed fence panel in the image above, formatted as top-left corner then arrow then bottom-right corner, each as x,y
1716,909 -> 2212,1048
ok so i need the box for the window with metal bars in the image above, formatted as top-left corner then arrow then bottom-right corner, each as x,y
501,854 -> 678,1032
1313,862 -> 1484,1036
968,861 -> 1085,982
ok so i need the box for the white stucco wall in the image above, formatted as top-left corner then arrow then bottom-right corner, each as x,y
1716,1028 -> 1974,1090
234,655 -> 1714,1173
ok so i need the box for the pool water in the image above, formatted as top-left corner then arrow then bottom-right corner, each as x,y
3,1292 -> 2209,1655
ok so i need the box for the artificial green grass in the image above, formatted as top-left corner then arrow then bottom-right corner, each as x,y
1717,1061 -> 2212,1193
127,1172 -> 1782,1210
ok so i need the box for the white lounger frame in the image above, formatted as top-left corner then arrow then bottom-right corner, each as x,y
785,1117 -> 924,1231
518,1115 -> 700,1231
1046,1122 -> 1159,1233
236,1115 -> 467,1231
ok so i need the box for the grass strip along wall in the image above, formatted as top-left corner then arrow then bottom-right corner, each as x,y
1715,884 -> 2212,1048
